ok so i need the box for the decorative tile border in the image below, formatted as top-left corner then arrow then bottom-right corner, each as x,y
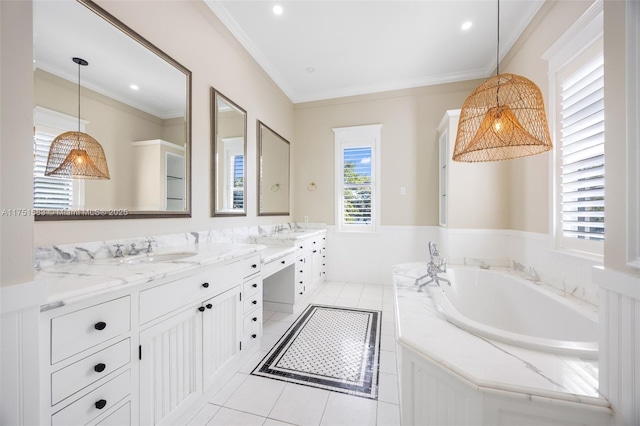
252,305 -> 381,400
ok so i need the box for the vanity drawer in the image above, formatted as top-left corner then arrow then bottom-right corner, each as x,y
52,369 -> 130,426
243,292 -> 262,315
242,276 -> 262,299
243,310 -> 262,333
51,297 -> 130,364
241,254 -> 261,278
96,401 -> 130,426
262,252 -> 296,279
139,263 -> 240,324
52,339 -> 130,405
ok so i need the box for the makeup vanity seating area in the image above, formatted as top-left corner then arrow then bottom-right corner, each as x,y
34,226 -> 327,426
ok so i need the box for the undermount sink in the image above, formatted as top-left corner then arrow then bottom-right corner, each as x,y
121,251 -> 198,264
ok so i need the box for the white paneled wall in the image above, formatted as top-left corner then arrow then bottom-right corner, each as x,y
595,267 -> 640,425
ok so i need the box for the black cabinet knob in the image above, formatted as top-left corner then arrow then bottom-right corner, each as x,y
252,283 -> 258,288
251,334 -> 257,338
198,306 -> 205,312
94,363 -> 106,373
281,260 -> 286,264
299,281 -> 303,284
299,246 -> 303,249
299,270 -> 303,273
252,300 -> 257,305
206,303 -> 213,309
95,399 -> 107,410
299,292 -> 303,295
94,322 -> 106,331
252,317 -> 258,322
202,282 -> 209,288
313,250 -> 317,253
251,264 -> 257,269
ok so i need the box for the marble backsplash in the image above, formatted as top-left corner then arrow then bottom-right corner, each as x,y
34,223 -> 325,270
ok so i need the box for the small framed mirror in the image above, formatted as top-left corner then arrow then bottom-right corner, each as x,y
211,89 -> 247,216
257,121 -> 290,216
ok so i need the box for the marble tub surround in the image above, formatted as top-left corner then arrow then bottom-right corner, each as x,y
37,242 -> 267,309
393,263 -> 609,409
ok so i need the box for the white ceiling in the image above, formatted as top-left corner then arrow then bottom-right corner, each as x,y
206,0 -> 544,103
33,1 -> 187,120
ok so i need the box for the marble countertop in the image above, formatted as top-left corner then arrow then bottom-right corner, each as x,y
393,263 -> 609,409
261,246 -> 297,264
252,229 -> 326,245
37,242 -> 266,309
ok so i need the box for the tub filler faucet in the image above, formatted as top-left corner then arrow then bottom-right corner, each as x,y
415,241 -> 451,291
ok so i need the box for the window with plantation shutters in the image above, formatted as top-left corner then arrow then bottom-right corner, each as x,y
33,131 -> 74,210
545,3 -> 604,256
559,54 -> 604,244
333,124 -> 382,233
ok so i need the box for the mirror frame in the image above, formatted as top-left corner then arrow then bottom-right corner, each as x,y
211,88 -> 247,217
257,120 -> 290,216
34,0 -> 192,221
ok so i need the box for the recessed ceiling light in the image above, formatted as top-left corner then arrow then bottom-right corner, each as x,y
461,21 -> 473,31
273,5 -> 283,15
306,67 -> 315,73
130,84 -> 139,90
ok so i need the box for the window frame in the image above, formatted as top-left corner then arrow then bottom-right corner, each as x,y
544,0 -> 603,257
333,124 -> 382,233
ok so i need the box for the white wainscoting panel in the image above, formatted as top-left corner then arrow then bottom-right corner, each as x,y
595,267 -> 640,425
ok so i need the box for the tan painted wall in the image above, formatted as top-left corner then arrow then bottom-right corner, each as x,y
293,80 -> 504,227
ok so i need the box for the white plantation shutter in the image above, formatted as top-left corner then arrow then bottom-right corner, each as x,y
33,131 -> 73,210
342,146 -> 372,225
559,54 -> 604,242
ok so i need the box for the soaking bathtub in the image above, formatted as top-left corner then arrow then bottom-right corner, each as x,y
428,268 -> 599,359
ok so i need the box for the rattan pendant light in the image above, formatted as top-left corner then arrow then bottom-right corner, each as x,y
45,57 -> 110,179
452,1 -> 552,162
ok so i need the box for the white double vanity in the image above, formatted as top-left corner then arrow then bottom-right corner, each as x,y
35,228 -> 326,426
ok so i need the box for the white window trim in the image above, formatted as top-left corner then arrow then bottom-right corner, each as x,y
543,0 -> 603,257
627,0 -> 640,268
33,106 -> 86,209
333,124 -> 382,233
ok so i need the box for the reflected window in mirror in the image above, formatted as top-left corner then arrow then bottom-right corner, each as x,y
211,89 -> 247,216
257,121 -> 290,216
33,0 -> 191,220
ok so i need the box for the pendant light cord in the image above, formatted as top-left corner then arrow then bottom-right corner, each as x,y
496,0 -> 500,76
77,61 -> 81,133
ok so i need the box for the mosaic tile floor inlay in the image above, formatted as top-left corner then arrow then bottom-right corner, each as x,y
252,305 -> 382,399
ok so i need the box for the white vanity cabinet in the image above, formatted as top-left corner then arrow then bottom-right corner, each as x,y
262,231 -> 327,312
40,250 -> 264,426
40,295 -> 133,426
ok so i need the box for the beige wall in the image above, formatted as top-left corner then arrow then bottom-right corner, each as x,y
0,1 -> 34,286
294,80 -> 492,227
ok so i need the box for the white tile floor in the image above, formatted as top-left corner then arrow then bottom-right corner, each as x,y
185,281 -> 401,426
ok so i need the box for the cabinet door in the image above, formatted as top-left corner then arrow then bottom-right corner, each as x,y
311,247 -> 322,287
202,286 -> 242,389
139,306 -> 202,426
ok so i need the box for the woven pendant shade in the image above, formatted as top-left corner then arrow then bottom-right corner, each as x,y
452,73 -> 552,162
45,131 -> 110,179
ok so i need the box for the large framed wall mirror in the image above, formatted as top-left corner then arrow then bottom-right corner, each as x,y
33,0 -> 191,220
257,121 -> 290,216
211,89 -> 247,216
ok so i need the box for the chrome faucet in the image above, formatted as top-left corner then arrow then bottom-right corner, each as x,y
113,244 -> 124,258
129,243 -> 141,256
415,241 -> 450,291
